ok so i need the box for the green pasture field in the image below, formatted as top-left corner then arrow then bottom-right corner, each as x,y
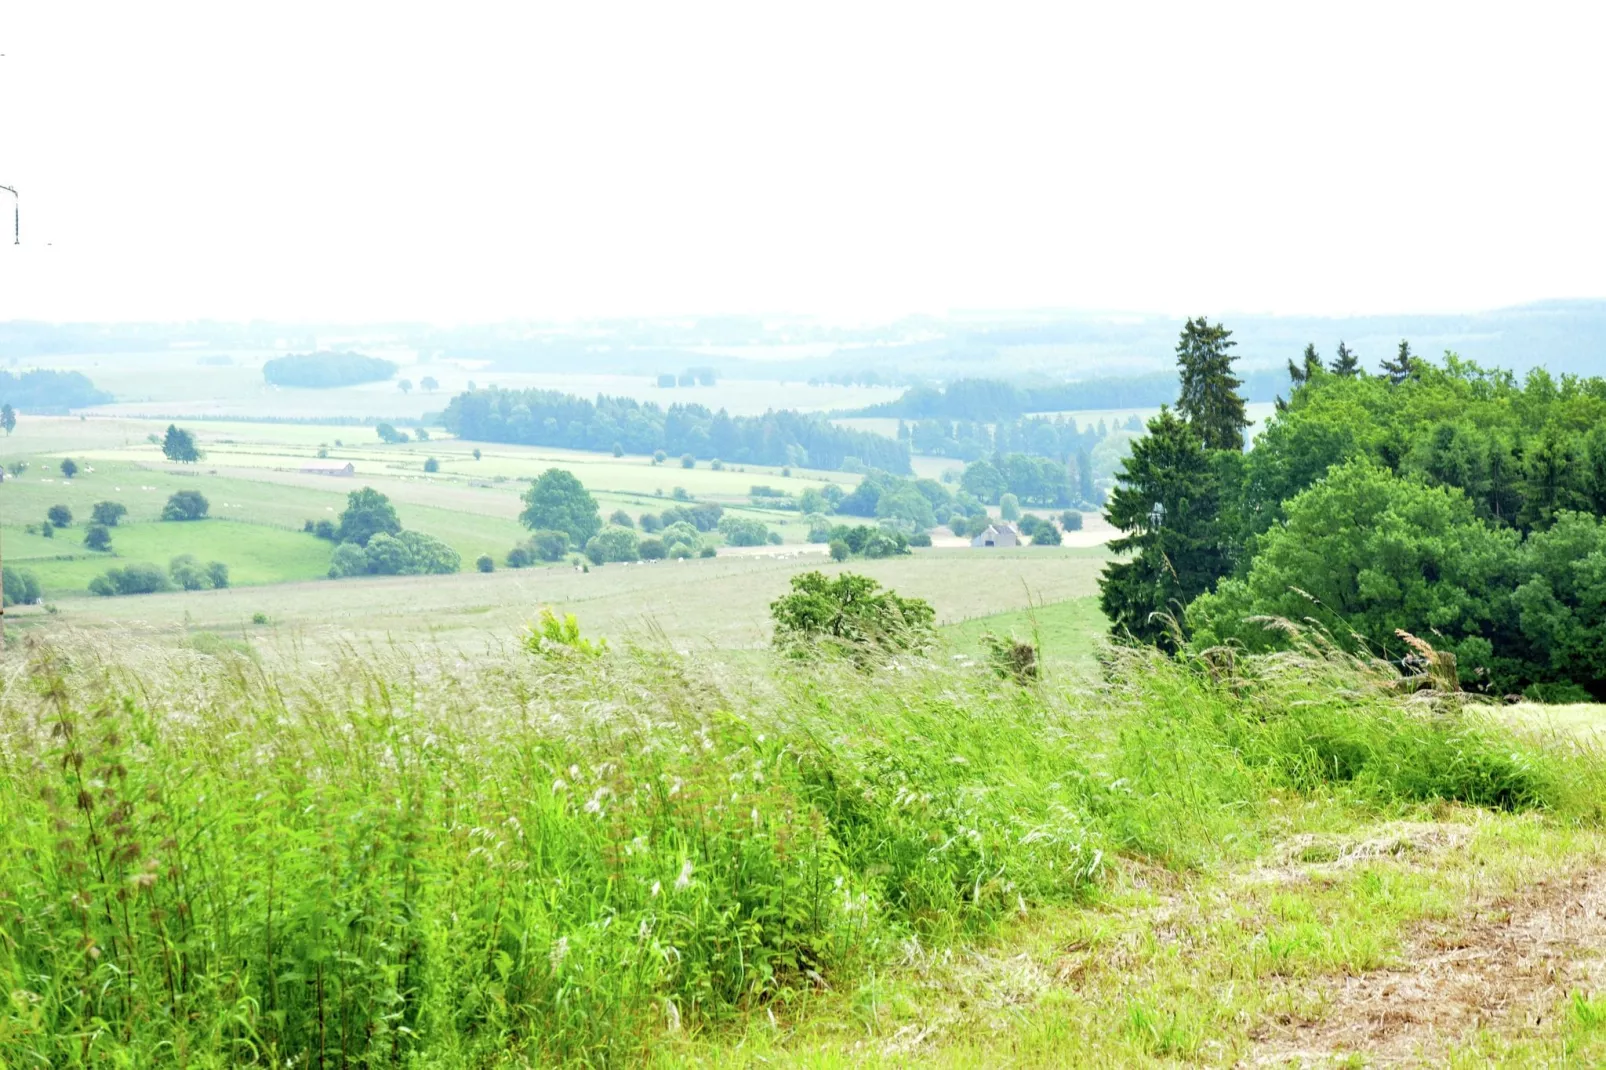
5,546 -> 1111,655
939,595 -> 1107,676
6,519 -> 335,592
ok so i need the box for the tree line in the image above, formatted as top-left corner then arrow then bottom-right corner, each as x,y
262,351 -> 399,388
850,369 -> 1287,422
1101,319 -> 1606,699
440,388 -> 911,473
0,369 -> 111,412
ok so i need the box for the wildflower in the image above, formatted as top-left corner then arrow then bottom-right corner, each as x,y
549,935 -> 569,974
674,858 -> 694,892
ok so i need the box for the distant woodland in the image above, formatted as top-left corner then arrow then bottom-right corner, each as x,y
262,351 -> 398,388
441,388 -> 912,473
0,369 -> 111,411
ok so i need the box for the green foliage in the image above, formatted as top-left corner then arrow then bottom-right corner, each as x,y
1061,509 -> 1084,531
2,567 -> 40,606
1032,521 -> 1063,546
0,632 -> 1595,1066
609,508 -> 634,528
520,468 -> 601,548
1175,317 -> 1250,451
770,571 -> 936,662
161,423 -> 202,463
161,489 -> 210,521
1099,408 -> 1229,650
584,525 -> 641,564
375,422 -> 410,444
505,545 -> 533,568
83,523 -> 112,552
335,486 -> 401,546
525,607 -> 608,658
46,504 -> 71,528
327,542 -> 368,578
261,350 -> 398,387
829,539 -> 849,562
91,500 -> 127,526
0,402 -> 13,435
638,537 -> 666,560
524,529 -> 571,562
717,515 -> 770,547
981,631 -> 1039,683
476,553 -> 495,572
88,562 -> 172,596
423,456 -> 439,473
1192,458 -> 1606,697
999,492 -> 1020,521
441,387 -> 908,474
59,458 -> 78,479
168,554 -> 230,591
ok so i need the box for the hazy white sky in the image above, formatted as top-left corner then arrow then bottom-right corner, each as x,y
1,1 -> 1603,324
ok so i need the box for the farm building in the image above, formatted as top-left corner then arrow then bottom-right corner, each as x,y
971,522 -> 1020,548
300,460 -> 356,476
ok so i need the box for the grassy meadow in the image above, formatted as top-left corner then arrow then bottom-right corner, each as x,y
5,362 -> 1606,1068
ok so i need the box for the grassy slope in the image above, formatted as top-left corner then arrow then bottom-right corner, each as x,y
2,639 -> 1601,1068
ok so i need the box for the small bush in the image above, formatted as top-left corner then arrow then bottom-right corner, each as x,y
698,546 -> 717,558
84,524 -> 113,552
506,546 -> 533,568
476,554 -> 495,573
47,504 -> 71,528
162,490 -> 210,521
639,537 -> 666,560
423,457 -> 440,473
680,453 -> 695,469
829,539 -> 849,562
250,611 -> 270,625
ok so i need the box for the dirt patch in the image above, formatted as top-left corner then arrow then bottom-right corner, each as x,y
1250,822 -> 1477,885
1248,866 -> 1606,1066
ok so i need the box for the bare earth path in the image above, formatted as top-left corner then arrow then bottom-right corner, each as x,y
1250,865 -> 1606,1066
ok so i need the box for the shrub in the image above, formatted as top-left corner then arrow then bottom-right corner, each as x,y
476,554 -> 495,573
612,442 -> 624,457
638,537 -> 666,560
698,546 -> 716,558
506,546 -> 533,568
170,555 -> 213,590
250,611 -> 270,625
609,509 -> 635,528
84,524 -> 112,552
527,529 -> 571,562
423,457 -> 440,473
1060,510 -> 1084,532
328,542 -> 369,578
46,504 -> 71,528
161,490 -> 210,521
39,522 -> 53,540
90,562 -> 172,596
2,567 -> 41,607
584,526 -> 640,565
525,607 -> 608,658
314,519 -> 337,540
717,515 -> 770,547
1032,523 -> 1063,546
829,539 -> 850,562
653,449 -> 667,465
206,561 -> 230,589
680,453 -> 695,469
91,500 -> 127,527
60,458 -> 79,479
520,469 -> 601,548
336,487 -> 399,546
672,486 -> 691,501
639,513 -> 663,533
907,531 -> 932,547
770,571 -> 936,662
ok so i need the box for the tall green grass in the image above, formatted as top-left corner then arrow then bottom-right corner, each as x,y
0,632 -> 1598,1067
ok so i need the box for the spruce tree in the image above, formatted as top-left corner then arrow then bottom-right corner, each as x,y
1330,341 -> 1360,377
1287,343 -> 1322,386
1380,339 -> 1416,385
1098,407 -> 1227,650
1175,317 -> 1249,451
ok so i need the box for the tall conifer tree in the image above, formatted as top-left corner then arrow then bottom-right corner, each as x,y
1175,317 -> 1249,451
1330,341 -> 1360,377
1098,408 -> 1227,650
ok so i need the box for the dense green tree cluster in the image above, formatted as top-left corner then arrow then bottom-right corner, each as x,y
89,555 -> 229,596
162,424 -> 202,463
161,490 -> 210,521
440,388 -> 910,474
262,351 -> 398,388
770,571 -> 935,663
2,567 -> 41,607
0,369 -> 111,410
328,531 -> 460,578
853,371 -> 1285,423
1100,320 -> 1606,696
